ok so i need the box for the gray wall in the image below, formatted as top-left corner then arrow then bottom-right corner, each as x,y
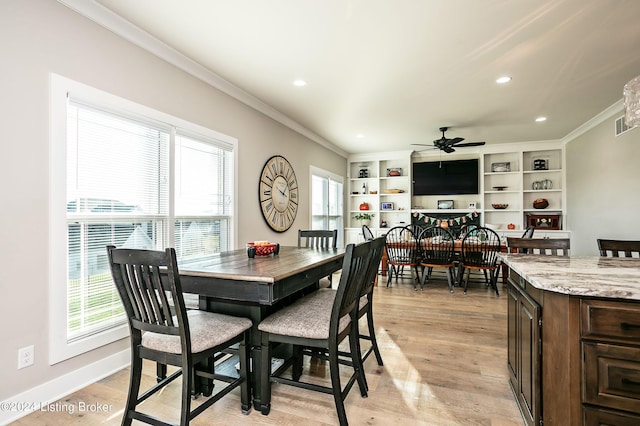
0,0 -> 345,402
566,111 -> 640,255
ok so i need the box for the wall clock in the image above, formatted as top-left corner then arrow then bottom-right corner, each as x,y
259,155 -> 299,232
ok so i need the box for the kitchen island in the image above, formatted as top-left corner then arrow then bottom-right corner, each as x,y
500,254 -> 640,426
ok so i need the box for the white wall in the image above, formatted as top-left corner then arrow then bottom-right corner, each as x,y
0,0 -> 345,409
566,109 -> 640,255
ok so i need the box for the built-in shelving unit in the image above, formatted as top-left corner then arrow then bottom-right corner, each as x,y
345,143 -> 567,243
482,142 -> 566,237
345,151 -> 412,245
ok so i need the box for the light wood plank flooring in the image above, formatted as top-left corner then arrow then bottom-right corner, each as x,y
13,273 -> 523,425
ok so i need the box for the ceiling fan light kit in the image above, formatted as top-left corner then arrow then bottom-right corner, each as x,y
412,127 -> 486,153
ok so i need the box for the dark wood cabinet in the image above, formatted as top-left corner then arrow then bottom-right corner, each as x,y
508,275 -> 541,426
581,300 -> 640,421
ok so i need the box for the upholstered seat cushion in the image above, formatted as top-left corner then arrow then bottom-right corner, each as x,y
142,310 -> 252,354
258,289 -> 350,339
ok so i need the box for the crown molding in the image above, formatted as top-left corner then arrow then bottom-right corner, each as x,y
57,0 -> 348,158
562,99 -> 624,145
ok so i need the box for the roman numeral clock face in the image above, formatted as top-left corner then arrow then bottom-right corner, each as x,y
259,155 -> 299,232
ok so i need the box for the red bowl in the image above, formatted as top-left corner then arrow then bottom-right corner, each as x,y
247,242 -> 277,256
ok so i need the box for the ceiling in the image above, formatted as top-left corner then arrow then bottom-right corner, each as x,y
81,0 -> 640,154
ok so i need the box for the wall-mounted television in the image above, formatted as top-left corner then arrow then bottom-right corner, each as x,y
412,159 -> 479,195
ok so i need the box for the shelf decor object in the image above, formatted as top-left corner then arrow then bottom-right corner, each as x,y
533,198 -> 549,209
381,202 -> 394,211
437,200 -> 454,209
386,167 -> 402,177
624,74 -> 640,127
492,203 -> 509,209
491,162 -> 511,172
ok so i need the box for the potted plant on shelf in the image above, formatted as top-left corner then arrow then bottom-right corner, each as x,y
354,212 -> 375,226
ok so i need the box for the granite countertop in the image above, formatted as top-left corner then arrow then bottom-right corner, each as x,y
499,254 -> 640,301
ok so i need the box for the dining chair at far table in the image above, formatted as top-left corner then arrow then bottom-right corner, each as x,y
507,237 -> 571,256
384,225 -> 421,287
417,226 -> 456,292
459,226 -> 502,296
362,224 -> 375,241
106,246 -> 253,426
522,225 -> 535,239
298,229 -> 338,287
597,238 -> 640,258
257,240 -> 372,426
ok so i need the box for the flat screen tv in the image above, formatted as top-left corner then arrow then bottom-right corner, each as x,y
412,159 -> 479,195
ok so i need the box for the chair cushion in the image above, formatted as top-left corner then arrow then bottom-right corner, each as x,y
142,310 -> 252,354
258,289 -> 350,339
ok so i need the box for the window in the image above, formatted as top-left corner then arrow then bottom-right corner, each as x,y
50,75 -> 236,363
310,167 -> 343,246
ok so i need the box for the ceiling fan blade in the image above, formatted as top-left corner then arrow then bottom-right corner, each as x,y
453,141 -> 486,147
445,137 -> 465,145
410,143 -> 433,146
443,146 -> 455,153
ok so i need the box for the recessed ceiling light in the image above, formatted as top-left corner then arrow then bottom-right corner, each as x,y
496,76 -> 512,84
356,133 -> 365,139
535,117 -> 547,122
292,79 -> 307,87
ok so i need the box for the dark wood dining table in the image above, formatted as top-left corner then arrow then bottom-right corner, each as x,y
177,246 -> 345,410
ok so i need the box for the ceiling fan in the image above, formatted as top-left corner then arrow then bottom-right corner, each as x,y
412,127 -> 486,153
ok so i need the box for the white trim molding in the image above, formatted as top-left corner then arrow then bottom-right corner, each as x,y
0,349 -> 129,425
57,0 -> 348,158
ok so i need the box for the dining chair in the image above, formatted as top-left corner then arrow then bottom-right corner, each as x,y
258,240 -> 372,426
349,236 -> 386,386
507,237 -> 570,256
459,226 -> 502,295
362,224 -> 375,241
107,246 -> 253,426
597,239 -> 640,257
521,225 -> 535,238
384,225 -> 421,287
417,226 -> 456,292
298,229 -> 338,287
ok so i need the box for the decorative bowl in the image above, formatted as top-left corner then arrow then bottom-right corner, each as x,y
492,203 -> 509,209
533,198 -> 549,209
493,186 -> 508,191
247,241 -> 278,257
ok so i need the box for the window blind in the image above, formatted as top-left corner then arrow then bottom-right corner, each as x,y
66,101 -> 170,341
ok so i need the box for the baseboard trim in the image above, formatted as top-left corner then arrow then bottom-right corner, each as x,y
0,349 -> 129,425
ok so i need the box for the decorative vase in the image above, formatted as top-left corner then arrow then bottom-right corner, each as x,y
360,219 -> 371,226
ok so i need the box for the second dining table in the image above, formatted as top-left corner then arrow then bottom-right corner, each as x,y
176,245 -> 345,410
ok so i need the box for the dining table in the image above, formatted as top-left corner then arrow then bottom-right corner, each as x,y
176,245 -> 345,410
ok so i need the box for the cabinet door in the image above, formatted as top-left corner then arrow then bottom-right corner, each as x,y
517,287 -> 542,426
507,285 -> 519,391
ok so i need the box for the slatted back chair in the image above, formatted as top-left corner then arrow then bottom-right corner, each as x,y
417,226 -> 457,292
353,236 -> 386,374
298,229 -> 338,287
460,226 -> 502,295
107,246 -> 252,426
597,239 -> 640,258
298,229 -> 338,248
384,225 -> 421,287
258,240 -> 373,426
507,237 -> 570,256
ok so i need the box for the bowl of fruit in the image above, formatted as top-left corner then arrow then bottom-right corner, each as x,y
492,203 -> 509,209
247,241 -> 279,257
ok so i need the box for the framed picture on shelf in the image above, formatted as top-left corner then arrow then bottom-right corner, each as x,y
381,202 -> 394,211
437,200 -> 454,209
491,162 -> 511,172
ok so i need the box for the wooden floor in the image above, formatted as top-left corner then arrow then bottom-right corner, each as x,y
13,273 -> 524,425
